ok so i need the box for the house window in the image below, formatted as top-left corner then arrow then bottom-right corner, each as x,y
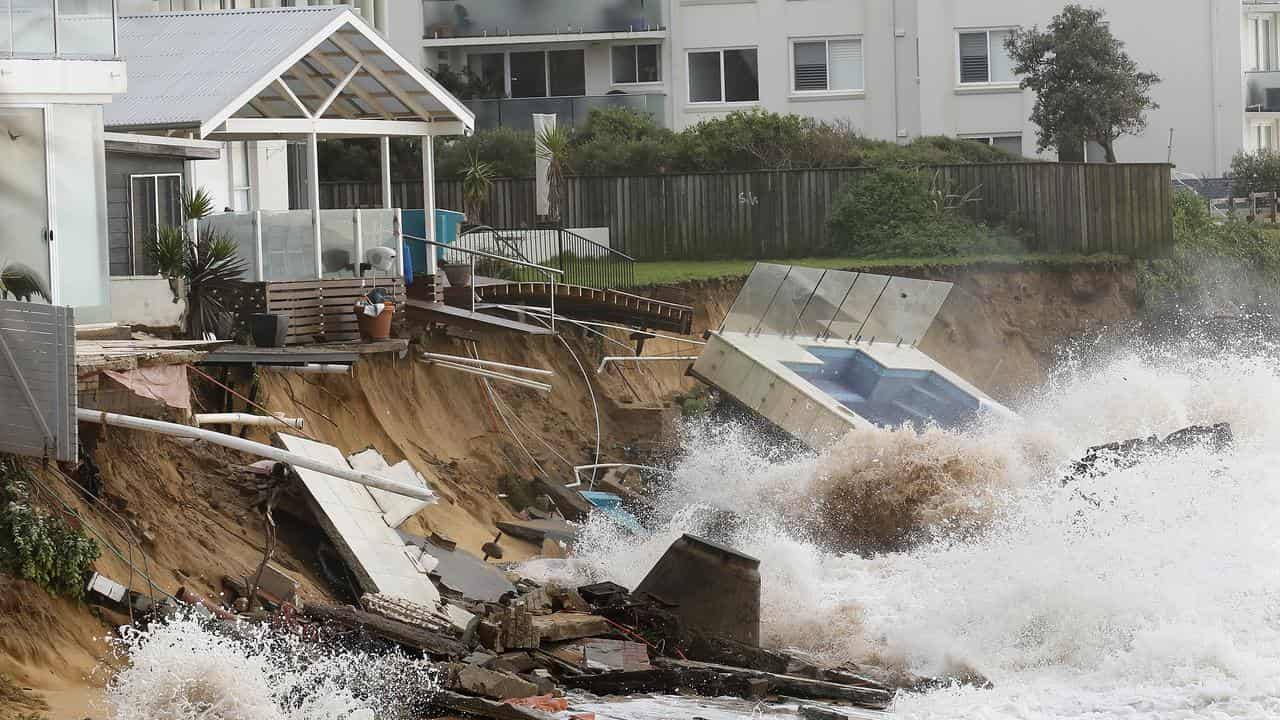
128,174 -> 183,275
958,29 -> 1016,85
612,44 -> 661,84
1251,16 -> 1275,71
229,141 -> 253,212
792,37 -> 863,93
688,48 -> 759,103
970,135 -> 1023,156
493,49 -> 587,99
467,52 -> 505,98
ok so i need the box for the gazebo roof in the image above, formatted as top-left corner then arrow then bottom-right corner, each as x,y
105,6 -> 474,139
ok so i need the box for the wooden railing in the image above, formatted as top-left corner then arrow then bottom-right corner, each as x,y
214,278 -> 406,346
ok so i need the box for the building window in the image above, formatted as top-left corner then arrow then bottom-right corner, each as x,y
1251,16 -> 1275,72
688,48 -> 759,104
229,141 -> 253,212
1256,124 -> 1276,151
128,174 -> 183,275
612,44 -> 662,84
969,135 -> 1023,156
480,49 -> 587,99
958,29 -> 1016,85
792,37 -> 863,93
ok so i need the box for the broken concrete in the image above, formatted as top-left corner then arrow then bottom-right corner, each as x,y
549,639 -> 651,672
445,663 -> 539,700
399,528 -> 516,603
530,613 -> 613,643
303,603 -> 465,658
496,518 -> 578,545
347,447 -> 438,528
634,534 -> 761,646
431,690 -> 557,720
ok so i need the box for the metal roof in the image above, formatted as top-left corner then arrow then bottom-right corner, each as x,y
106,7 -> 473,136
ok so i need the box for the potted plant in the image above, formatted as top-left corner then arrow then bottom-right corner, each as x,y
354,288 -> 395,342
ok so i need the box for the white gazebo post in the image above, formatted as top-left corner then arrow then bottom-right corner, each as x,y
380,136 -> 393,210
421,133 -> 436,276
308,131 -> 322,279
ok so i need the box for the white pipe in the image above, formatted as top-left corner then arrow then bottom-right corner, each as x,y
567,463 -> 666,489
76,409 -> 435,502
596,356 -> 700,374
420,352 -> 554,377
272,363 -> 351,375
193,413 -> 305,430
422,360 -> 553,392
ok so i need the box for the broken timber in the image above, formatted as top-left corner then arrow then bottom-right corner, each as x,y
303,603 -> 466,658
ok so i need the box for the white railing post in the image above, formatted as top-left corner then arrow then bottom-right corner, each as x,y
353,208 -> 364,278
308,131 -> 322,279
252,210 -> 265,281
549,273 -> 556,334
394,208 -> 405,281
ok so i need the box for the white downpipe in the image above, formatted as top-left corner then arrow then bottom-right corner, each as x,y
567,463 -> 666,489
596,356 -> 700,374
194,413 -> 304,430
421,359 -> 552,392
272,363 -> 351,375
420,352 -> 554,377
76,409 -> 435,502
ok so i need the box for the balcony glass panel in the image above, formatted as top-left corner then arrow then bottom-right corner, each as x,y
423,0 -> 663,39
464,93 -> 665,131
1246,71 -> 1280,112
1,0 -> 116,57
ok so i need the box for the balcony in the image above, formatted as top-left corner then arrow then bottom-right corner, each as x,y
466,93 -> 665,130
1246,70 -> 1280,112
203,208 -> 404,282
1,0 -> 116,58
423,0 -> 663,40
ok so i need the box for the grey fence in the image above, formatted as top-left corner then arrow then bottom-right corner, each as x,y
319,163 -> 1175,260
0,300 -> 77,462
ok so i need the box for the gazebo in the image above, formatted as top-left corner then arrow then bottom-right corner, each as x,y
104,5 -> 474,281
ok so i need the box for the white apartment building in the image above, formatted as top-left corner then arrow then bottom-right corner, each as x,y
116,0 -> 1273,180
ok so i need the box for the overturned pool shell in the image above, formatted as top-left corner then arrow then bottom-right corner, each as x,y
635,534 -> 762,647
691,263 -> 1010,449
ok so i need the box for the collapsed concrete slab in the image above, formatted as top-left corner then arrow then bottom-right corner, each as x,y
347,448 -> 437,528
635,534 -> 761,646
691,263 -> 1010,449
276,433 -> 440,607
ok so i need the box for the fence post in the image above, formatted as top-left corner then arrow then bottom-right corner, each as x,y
252,210 -> 264,282
353,209 -> 364,278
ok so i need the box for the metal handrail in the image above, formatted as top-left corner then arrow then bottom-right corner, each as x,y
558,227 -> 636,263
401,232 -> 562,275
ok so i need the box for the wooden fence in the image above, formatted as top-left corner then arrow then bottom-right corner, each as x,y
318,163 -> 1175,260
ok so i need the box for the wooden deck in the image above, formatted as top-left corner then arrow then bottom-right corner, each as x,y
213,277 -> 406,346
404,299 -> 553,336
200,339 -> 410,366
472,282 -> 695,334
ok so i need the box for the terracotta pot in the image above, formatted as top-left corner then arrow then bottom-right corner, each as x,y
355,301 -> 395,342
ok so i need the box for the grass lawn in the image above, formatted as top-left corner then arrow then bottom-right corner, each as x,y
632,253 -> 1132,286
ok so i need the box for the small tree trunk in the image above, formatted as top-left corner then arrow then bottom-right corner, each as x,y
1104,138 -> 1118,163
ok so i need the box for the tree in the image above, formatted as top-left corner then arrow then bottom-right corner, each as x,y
1006,5 -> 1160,163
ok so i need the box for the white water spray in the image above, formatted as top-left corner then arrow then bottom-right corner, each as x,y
554,337 -> 1280,719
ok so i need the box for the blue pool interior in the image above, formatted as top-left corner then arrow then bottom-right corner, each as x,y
784,346 -> 981,430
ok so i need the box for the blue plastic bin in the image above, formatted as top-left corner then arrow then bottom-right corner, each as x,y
402,209 -> 466,283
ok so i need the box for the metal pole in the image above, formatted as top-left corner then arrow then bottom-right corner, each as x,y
420,352 -> 555,376
549,272 -> 556,334
379,135 -> 393,209
423,360 -> 553,392
353,208 -> 364,278
421,134 -> 437,277
307,132 -> 322,279
76,409 -> 436,502
252,210 -> 265,281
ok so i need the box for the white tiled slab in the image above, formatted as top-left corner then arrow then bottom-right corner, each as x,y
347,448 -> 437,528
276,434 -> 441,607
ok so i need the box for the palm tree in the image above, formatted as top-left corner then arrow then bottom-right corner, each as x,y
461,151 -> 495,226
535,124 -> 572,225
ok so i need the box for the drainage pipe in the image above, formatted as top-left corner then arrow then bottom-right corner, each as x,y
420,352 -> 554,377
596,356 -> 700,374
76,408 -> 435,501
193,413 -> 305,430
272,364 -> 351,375
421,359 -> 553,392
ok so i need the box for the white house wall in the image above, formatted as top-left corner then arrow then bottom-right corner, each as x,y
187,140 -> 289,214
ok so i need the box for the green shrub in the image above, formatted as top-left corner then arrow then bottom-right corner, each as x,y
1228,149 -> 1280,196
0,456 -> 99,600
827,167 -> 1023,257
1138,188 -> 1280,310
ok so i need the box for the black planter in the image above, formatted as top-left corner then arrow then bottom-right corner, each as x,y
250,313 -> 288,348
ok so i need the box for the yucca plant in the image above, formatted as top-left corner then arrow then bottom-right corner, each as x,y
146,225 -> 187,279
0,261 -> 49,303
461,151 -> 496,226
535,124 -> 572,225
184,227 -> 248,340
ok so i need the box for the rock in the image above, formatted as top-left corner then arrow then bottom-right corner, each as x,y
524,669 -> 556,695
489,652 -> 538,674
446,663 -> 540,700
464,651 -> 498,667
546,583 -> 591,613
530,613 -> 613,643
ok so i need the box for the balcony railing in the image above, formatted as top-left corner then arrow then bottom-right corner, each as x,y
466,93 -> 665,130
1246,70 -> 1280,112
1,0 -> 116,58
423,0 -> 662,39
203,208 -> 403,282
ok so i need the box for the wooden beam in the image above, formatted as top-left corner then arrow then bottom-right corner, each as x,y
304,50 -> 393,119
316,60 -> 363,118
282,62 -> 358,119
328,31 -> 435,122
274,77 -> 313,118
248,97 -> 278,118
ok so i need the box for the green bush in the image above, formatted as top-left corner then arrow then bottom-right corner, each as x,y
1139,189 -> 1280,311
826,168 -> 1023,257
1228,149 -> 1280,196
0,456 -> 99,600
